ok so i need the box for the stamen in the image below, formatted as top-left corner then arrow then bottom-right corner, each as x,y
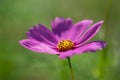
57,40 -> 74,51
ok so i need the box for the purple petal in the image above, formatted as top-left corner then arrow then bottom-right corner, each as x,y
75,41 -> 106,54
51,17 -> 72,38
19,39 -> 59,54
59,41 -> 106,59
59,50 -> 76,59
76,21 -> 104,45
69,20 -> 93,41
27,24 -> 58,46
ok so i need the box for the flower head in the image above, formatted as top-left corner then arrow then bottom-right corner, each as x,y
19,17 -> 106,59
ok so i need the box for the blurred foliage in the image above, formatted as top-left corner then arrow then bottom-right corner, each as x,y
0,0 -> 120,80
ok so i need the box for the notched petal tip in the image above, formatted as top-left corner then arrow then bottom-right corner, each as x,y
75,41 -> 107,55
19,39 -> 33,49
51,17 -> 73,37
93,41 -> 107,49
19,39 -> 59,54
76,20 -> 104,44
95,20 -> 104,27
101,41 -> 107,48
98,20 -> 104,24
90,41 -> 107,50
54,17 -> 65,21
54,17 -> 72,23
26,23 -> 58,46
19,39 -> 33,46
19,39 -> 27,45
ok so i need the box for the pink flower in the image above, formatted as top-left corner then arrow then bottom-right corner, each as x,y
19,17 -> 106,59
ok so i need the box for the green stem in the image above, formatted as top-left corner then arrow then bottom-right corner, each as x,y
67,57 -> 75,80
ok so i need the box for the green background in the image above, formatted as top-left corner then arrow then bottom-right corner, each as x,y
0,0 -> 120,80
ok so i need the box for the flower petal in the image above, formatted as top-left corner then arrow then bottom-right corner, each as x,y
77,21 -> 104,45
59,41 -> 106,59
76,41 -> 106,54
51,17 -> 72,37
69,20 -> 93,41
27,24 -> 58,46
19,39 -> 59,54
59,50 -> 76,59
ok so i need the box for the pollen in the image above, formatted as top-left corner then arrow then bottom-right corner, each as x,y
57,40 -> 74,51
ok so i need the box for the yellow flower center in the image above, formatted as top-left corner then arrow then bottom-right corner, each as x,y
57,40 -> 74,51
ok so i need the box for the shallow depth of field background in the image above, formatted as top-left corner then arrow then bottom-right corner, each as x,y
0,0 -> 120,80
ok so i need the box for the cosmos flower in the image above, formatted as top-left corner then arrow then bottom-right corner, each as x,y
19,17 -> 106,59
